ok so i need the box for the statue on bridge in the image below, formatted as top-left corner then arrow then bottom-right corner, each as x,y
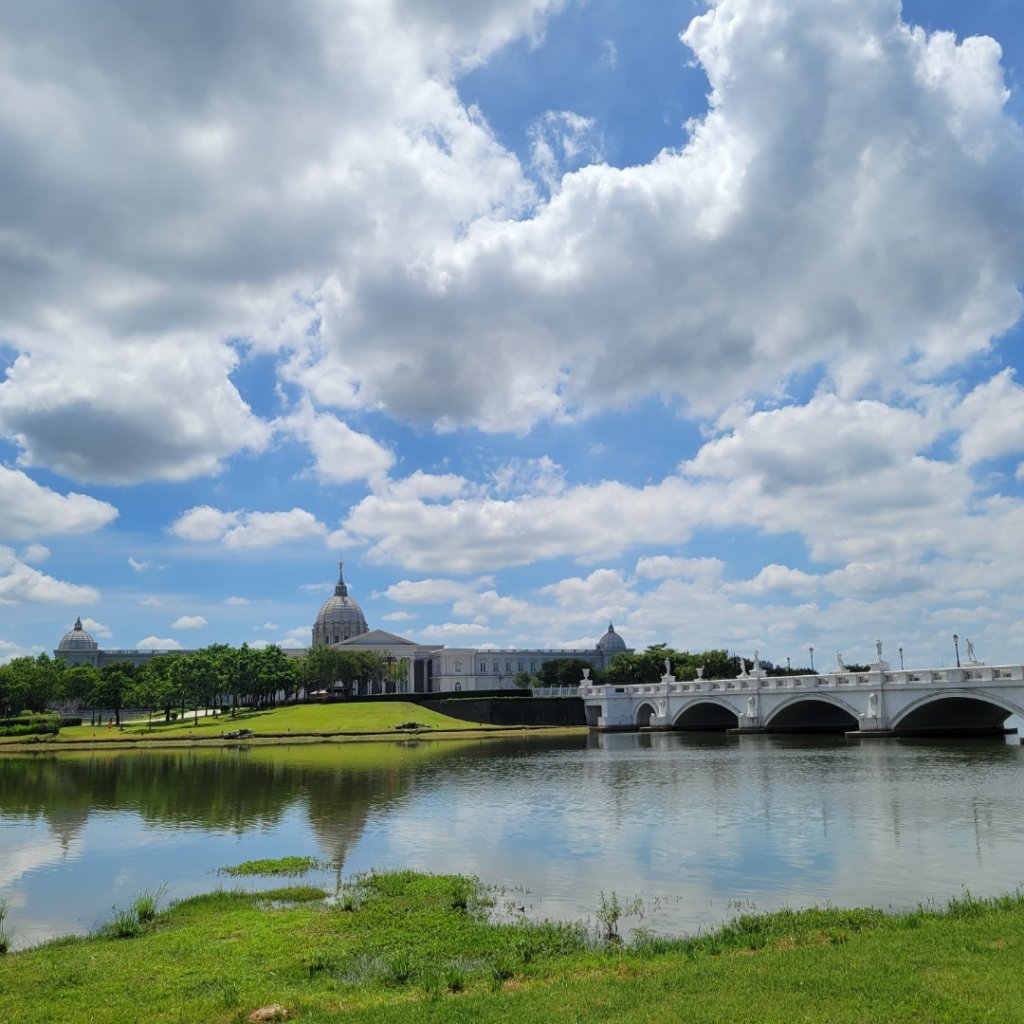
875,639 -> 883,662
836,651 -> 845,670
966,638 -> 977,663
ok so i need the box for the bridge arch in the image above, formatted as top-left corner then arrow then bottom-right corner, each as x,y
764,695 -> 859,733
672,699 -> 739,731
635,702 -> 658,729
890,690 -> 1024,736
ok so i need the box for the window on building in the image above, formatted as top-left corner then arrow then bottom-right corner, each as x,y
505,661 -> 512,672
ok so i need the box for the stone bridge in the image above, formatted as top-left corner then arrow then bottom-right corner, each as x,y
579,660 -> 1024,737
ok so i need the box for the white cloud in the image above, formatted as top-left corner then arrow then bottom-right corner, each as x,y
635,556 -> 725,584
170,506 -> 330,549
80,617 -> 112,639
0,639 -> 38,665
171,615 -> 207,630
346,472 -> 707,572
956,369 -> 1024,465
288,0 -> 1024,434
0,0 -> 558,483
140,596 -> 163,608
21,544 -> 50,565
137,637 -> 183,651
224,596 -> 250,606
281,400 -> 394,484
0,546 -> 99,605
529,110 -> 602,193
382,611 -> 415,622
0,465 -> 118,541
381,578 -> 486,605
0,337 -> 271,484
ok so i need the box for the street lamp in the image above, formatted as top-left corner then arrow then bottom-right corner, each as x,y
953,634 -> 961,668
809,646 -> 814,672
787,656 -> 791,672
898,646 -> 904,670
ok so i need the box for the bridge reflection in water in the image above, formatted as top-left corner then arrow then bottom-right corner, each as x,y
581,661 -> 1024,738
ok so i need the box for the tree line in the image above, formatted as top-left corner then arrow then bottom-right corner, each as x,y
0,644 -> 405,724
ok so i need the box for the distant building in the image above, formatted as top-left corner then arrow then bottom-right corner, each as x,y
54,617 -> 188,669
55,563 -> 633,692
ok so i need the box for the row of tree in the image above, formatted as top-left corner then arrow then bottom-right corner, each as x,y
0,645 -> 304,723
517,645 -> 835,688
0,643 -> 419,723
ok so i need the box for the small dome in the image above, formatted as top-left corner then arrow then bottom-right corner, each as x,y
312,562 -> 369,646
58,616 -> 98,651
597,622 -> 627,653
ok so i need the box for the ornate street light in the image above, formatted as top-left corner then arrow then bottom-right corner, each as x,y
809,646 -> 814,672
953,634 -> 961,668
898,646 -> 904,670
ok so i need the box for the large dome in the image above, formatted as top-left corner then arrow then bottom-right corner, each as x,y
57,616 -> 98,651
597,622 -> 627,654
312,562 -> 369,646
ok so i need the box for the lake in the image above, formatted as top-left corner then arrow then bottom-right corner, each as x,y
3,730 -> 1024,950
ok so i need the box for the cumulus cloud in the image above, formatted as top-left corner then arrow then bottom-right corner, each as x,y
0,338 -> 271,484
21,544 -> 50,565
80,617 -> 112,638
137,637 -> 183,650
345,472 -> 707,572
955,369 -> 1024,465
224,596 -> 250,606
528,110 -> 603,193
0,0 -> 560,483
282,0 -> 1024,434
171,505 -> 333,550
172,615 -> 207,629
0,546 -> 99,605
0,465 -> 117,541
281,400 -> 395,484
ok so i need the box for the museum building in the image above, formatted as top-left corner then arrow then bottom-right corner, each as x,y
55,562 -> 632,693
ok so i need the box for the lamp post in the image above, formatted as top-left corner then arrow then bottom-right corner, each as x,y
809,646 -> 814,672
953,634 -> 961,668
898,647 -> 904,670
787,656 -> 791,672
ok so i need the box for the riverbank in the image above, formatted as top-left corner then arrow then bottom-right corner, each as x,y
2,869 -> 1022,1023
0,702 -> 585,752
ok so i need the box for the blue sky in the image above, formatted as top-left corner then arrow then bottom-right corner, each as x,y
2,0 -> 1024,669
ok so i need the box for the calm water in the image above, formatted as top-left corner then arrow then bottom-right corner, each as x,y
2,731 -> 1024,950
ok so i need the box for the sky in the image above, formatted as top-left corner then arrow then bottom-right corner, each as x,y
2,0 -> 1024,671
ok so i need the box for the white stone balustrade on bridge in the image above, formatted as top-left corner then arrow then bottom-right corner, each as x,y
578,660 -> 1024,737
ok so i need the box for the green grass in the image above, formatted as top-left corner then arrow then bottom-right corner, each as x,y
3,872 -> 1024,1023
0,702 -> 508,747
219,857 -> 324,878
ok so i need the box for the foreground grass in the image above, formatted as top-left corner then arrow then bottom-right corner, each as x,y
3,872 -> 1024,1024
0,702 -> 504,747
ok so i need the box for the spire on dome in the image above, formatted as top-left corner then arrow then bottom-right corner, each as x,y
335,560 -> 348,597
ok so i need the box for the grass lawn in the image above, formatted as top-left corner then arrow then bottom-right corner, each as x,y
0,702 -> 505,747
2,871 -> 1023,1024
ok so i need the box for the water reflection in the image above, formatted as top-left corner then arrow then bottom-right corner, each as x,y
2,733 -> 1024,949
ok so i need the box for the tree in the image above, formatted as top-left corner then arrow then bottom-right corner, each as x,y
537,658 -> 596,689
135,656 -> 181,724
257,645 -> 297,707
0,654 -> 65,715
92,662 -> 137,726
60,664 -> 101,720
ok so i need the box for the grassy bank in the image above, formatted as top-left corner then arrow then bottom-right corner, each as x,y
2,869 -> 1023,1023
0,702 -> 543,750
